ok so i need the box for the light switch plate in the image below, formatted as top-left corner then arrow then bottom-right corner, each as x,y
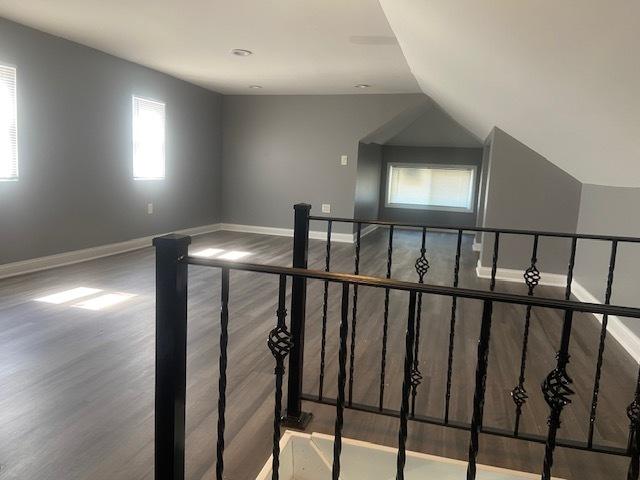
147,203 -> 154,215
340,155 -> 348,166
321,204 -> 331,214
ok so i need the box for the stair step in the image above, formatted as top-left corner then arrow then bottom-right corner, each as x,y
256,431 -> 565,480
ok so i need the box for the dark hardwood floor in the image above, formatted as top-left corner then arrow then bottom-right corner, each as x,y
0,228 -> 636,479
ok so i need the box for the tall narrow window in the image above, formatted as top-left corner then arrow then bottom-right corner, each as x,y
0,65 -> 18,181
132,96 -> 165,180
386,163 -> 476,212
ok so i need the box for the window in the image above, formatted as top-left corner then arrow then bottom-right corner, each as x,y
0,65 -> 18,181
386,163 -> 476,212
132,96 -> 165,180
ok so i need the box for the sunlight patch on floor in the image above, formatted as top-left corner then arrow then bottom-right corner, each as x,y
191,247 -> 251,261
73,292 -> 137,311
34,287 -> 102,304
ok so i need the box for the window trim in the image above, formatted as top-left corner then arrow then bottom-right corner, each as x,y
0,63 -> 18,182
132,95 -> 166,181
384,162 -> 477,213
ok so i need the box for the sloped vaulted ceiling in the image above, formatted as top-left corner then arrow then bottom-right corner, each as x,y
379,0 -> 640,187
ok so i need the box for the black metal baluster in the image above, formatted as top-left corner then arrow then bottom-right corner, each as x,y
318,221 -> 333,401
466,300 -> 493,480
397,291 -> 417,480
626,367 -> 640,480
541,309 -> 575,480
490,232 -> 500,291
216,268 -> 230,480
411,227 -> 429,416
511,235 -> 541,435
333,283 -> 350,480
379,225 -> 394,411
445,229 -> 463,424
587,240 -> 618,447
268,275 -> 293,480
565,237 -> 578,301
348,223 -> 361,407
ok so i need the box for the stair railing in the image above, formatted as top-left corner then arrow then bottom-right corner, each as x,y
303,205 -> 640,451
153,229 -> 640,480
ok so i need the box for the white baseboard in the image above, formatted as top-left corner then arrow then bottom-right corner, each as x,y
359,224 -> 379,240
0,223 -> 221,280
475,260 -> 568,287
475,261 -> 640,362
219,223 -> 355,243
570,281 -> 640,363
0,220 -> 369,280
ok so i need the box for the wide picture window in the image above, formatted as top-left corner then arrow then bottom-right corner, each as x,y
386,164 -> 476,212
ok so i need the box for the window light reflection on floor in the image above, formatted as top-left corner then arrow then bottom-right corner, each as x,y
191,248 -> 225,258
190,248 -> 251,261
34,287 -> 102,304
73,293 -> 137,311
217,251 -> 250,261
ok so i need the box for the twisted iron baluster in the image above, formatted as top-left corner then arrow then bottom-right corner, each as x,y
490,232 -> 500,292
333,283 -> 350,480
347,223 -> 361,407
511,235 -> 540,435
216,268 -> 230,480
445,229 -> 463,424
627,367 -> 640,480
318,220 -> 332,401
541,309 -> 574,480
379,225 -> 394,411
397,292 -> 417,480
411,227 -> 429,416
587,240 -> 618,447
466,300 -> 493,480
268,275 -> 293,480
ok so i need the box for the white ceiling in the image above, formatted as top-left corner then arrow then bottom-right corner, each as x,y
0,0 -> 419,95
379,0 -> 640,187
3,1 -> 638,186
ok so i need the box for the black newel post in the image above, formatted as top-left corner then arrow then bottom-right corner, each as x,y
283,203 -> 313,429
153,234 -> 191,480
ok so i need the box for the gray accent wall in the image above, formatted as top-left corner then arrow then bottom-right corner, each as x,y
221,94 -> 426,234
0,18 -> 222,264
354,142 -> 383,220
480,128 -> 582,274
574,184 -> 640,334
378,145 -> 483,227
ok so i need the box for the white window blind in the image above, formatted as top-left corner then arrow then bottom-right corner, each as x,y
387,164 -> 475,211
132,96 -> 165,180
0,65 -> 18,180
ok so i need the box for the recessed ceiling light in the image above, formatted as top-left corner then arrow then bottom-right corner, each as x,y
249,85 -> 263,89
231,49 -> 253,56
354,84 -> 371,89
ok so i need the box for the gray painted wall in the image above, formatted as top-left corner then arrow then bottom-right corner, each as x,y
574,184 -> 640,334
354,142 -> 383,220
0,18 -> 222,264
221,94 -> 426,234
385,104 -> 482,148
480,128 -> 582,274
378,146 -> 483,227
